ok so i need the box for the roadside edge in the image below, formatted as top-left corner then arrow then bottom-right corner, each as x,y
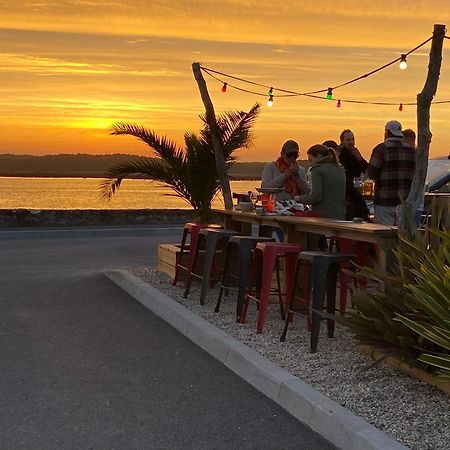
105,269 -> 407,450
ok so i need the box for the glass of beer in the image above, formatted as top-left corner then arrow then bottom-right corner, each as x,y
363,179 -> 374,197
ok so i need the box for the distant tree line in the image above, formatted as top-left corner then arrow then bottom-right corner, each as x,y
0,153 -> 309,179
0,153 -> 135,178
0,153 -> 307,180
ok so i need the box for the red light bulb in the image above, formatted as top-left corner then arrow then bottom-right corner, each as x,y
221,83 -> 227,93
399,103 -> 403,111
336,99 -> 341,108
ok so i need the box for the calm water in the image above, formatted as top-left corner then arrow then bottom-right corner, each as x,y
0,177 -> 258,210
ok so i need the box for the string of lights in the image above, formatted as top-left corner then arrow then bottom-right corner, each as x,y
200,34 -> 450,110
202,65 -> 415,110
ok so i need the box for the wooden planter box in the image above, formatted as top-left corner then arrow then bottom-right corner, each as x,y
359,345 -> 450,396
157,244 -> 223,282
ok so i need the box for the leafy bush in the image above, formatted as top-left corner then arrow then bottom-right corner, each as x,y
342,227 -> 450,378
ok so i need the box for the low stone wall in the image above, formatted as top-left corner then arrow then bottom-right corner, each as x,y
0,209 -> 199,228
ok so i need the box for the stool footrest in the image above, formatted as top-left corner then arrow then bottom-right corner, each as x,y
311,309 -> 337,320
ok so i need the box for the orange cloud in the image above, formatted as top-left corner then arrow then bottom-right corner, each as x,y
1,1 -> 450,159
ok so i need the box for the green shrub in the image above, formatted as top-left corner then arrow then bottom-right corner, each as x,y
342,227 -> 450,377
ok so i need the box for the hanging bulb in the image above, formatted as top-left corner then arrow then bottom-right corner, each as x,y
399,54 -> 407,70
267,86 -> 274,106
336,99 -> 341,108
399,103 -> 403,112
326,87 -> 333,100
221,82 -> 227,93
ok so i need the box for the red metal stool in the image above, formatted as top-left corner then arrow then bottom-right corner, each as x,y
240,242 -> 303,334
329,238 -> 371,314
172,222 -> 221,287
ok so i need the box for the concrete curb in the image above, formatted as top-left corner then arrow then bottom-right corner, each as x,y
0,226 -> 183,240
105,269 -> 407,450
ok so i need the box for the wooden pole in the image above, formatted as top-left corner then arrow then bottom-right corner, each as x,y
191,62 -> 233,210
399,24 -> 446,239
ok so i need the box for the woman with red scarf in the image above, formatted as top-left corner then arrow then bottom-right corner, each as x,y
261,140 -> 310,200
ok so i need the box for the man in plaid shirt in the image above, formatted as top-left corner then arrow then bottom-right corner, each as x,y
367,120 -> 416,225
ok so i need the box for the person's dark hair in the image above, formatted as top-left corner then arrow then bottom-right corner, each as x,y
339,129 -> 353,142
281,140 -> 299,154
307,144 -> 339,165
322,140 -> 339,151
403,129 -> 416,140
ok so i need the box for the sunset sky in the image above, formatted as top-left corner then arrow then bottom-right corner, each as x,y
2,1 -> 450,161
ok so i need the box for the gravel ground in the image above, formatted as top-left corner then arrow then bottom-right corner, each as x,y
129,267 -> 449,450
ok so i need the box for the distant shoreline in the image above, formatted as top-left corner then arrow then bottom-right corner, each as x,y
0,173 -> 262,181
0,154 -> 309,180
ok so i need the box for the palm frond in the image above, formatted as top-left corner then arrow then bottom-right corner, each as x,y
219,103 -> 261,156
99,157 -> 192,205
184,131 -> 221,215
111,123 -> 185,163
198,102 -> 260,161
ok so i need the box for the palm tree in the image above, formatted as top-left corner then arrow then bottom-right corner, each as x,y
100,103 -> 260,222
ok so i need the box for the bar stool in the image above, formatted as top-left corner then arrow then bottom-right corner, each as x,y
280,251 -> 352,352
214,235 -> 275,321
329,238 -> 371,314
240,242 -> 303,334
172,222 -> 222,287
183,228 -> 238,305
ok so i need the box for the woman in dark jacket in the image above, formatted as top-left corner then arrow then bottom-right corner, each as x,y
297,144 -> 346,249
297,144 -> 346,219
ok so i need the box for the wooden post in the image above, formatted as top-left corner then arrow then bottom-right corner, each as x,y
399,24 -> 446,239
192,62 -> 233,210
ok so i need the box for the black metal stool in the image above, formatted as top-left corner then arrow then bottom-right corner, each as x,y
214,235 -> 275,321
280,251 -> 352,352
183,228 -> 238,305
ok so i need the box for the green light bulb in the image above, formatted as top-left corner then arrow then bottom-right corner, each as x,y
326,88 -> 333,100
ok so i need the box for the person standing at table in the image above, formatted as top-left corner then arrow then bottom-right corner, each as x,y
338,129 -> 370,221
297,144 -> 346,249
297,144 -> 346,219
403,128 -> 424,226
261,140 -> 310,201
322,139 -> 339,155
367,120 -> 416,225
312,140 -> 340,190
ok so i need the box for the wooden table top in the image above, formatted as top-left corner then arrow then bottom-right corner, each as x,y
213,209 -> 397,237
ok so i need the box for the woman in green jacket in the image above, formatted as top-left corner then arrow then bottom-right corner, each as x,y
297,144 -> 346,220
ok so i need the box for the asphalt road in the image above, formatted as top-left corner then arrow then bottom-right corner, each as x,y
0,232 -> 335,450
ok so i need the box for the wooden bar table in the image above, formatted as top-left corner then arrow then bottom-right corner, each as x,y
213,209 -> 398,273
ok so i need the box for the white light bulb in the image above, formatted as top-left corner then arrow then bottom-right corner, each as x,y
267,99 -> 273,107
399,55 -> 407,70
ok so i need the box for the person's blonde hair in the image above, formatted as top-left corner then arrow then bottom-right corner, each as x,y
307,144 -> 339,165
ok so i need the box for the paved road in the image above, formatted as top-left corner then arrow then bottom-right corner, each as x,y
0,232 -> 335,450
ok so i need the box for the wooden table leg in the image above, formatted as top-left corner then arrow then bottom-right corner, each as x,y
223,215 -> 251,235
374,236 -> 397,274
